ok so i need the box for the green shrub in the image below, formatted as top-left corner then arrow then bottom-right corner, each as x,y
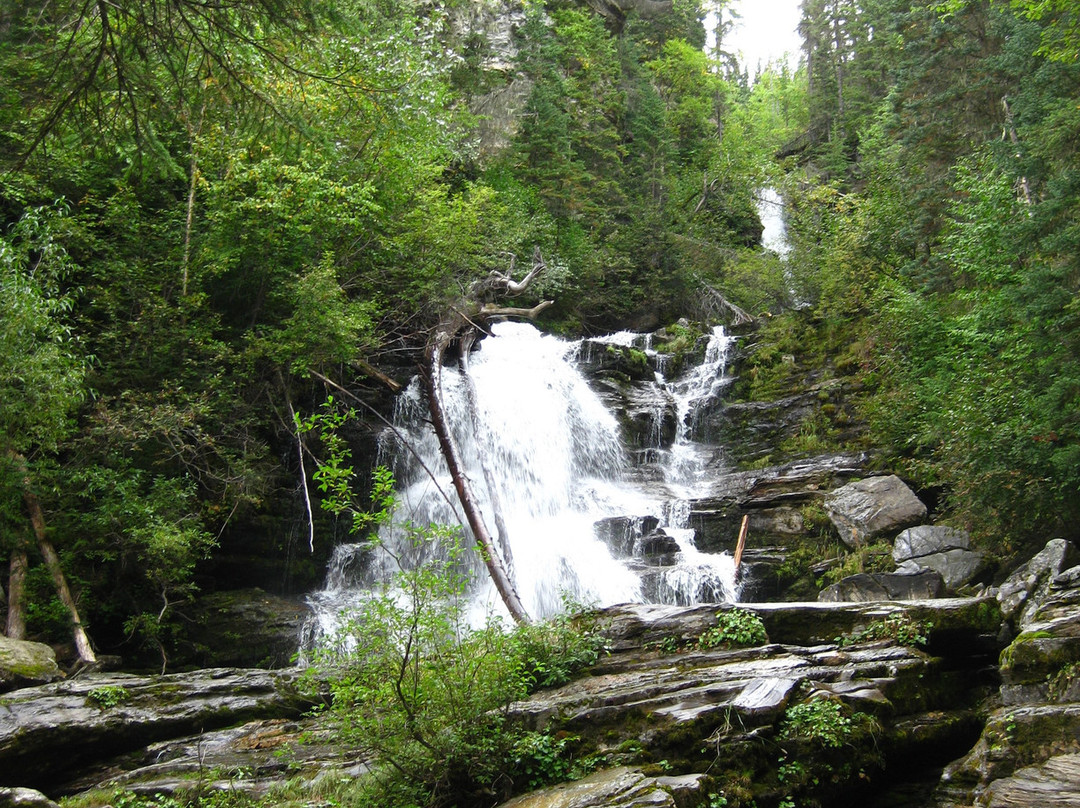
780,699 -> 857,748
697,608 -> 768,650
836,613 -> 932,648
86,685 -> 130,709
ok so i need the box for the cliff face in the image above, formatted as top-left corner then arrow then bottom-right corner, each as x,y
448,1 -> 532,158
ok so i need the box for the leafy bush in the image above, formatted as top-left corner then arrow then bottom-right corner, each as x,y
780,699 -> 858,748
836,613 -> 932,648
304,526 -> 608,808
697,608 -> 768,649
86,685 -> 130,709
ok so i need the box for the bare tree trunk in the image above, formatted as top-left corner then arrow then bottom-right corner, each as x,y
425,335 -> 530,624
9,452 -> 96,663
6,543 -> 28,639
458,330 -> 515,578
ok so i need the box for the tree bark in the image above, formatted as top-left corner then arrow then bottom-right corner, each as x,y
8,452 -> 97,663
5,542 -> 28,639
419,250 -> 554,623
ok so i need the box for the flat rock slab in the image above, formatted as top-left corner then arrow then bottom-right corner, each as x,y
818,571 -> 946,603
984,753 -> 1080,807
0,667 -> 310,791
497,766 -> 704,808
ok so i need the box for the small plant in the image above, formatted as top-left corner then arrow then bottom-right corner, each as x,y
1048,661 -> 1080,701
86,685 -> 130,708
780,699 -> 858,749
836,613 -> 932,648
511,731 -> 602,791
697,608 -> 768,650
650,634 -> 682,655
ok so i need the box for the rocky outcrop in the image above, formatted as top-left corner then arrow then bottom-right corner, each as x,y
824,475 -> 927,547
0,668 -> 313,791
930,540 -> 1080,808
819,570 -> 946,602
502,598 -> 1000,808
499,767 -> 705,808
171,588 -> 310,670
0,638 -> 62,693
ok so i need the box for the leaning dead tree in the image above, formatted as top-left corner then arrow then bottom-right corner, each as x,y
423,248 -> 553,624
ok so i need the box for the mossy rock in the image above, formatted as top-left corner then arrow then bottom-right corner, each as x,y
0,637 -> 62,692
1000,632 -> 1080,686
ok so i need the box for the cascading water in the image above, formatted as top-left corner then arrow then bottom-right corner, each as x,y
305,321 -> 740,644
756,187 -> 791,258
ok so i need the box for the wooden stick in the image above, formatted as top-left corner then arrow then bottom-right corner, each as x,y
734,514 -> 749,572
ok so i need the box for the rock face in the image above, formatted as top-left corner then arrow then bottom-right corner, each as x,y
502,598 -> 1000,808
0,668 -> 312,791
931,540 -> 1080,808
499,767 -> 704,808
824,475 -> 927,547
0,638 -> 62,693
818,570 -> 946,602
170,588 -> 311,670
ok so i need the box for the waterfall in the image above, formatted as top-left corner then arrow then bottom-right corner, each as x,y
757,187 -> 791,258
304,321 -> 740,644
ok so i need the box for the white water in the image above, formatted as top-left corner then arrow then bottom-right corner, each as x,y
757,187 -> 791,258
305,322 -> 740,643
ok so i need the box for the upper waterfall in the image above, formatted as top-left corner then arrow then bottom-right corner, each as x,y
305,321 -> 741,641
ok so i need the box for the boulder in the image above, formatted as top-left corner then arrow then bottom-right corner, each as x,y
594,516 -> 661,557
818,571 -> 946,603
997,539 -> 1080,628
824,475 -> 927,547
636,530 -> 681,566
0,638 -> 62,693
893,525 -> 971,562
0,789 -> 59,808
896,548 -> 988,591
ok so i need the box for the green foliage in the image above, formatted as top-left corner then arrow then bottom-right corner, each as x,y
836,614 -> 933,648
0,203 -> 86,454
86,685 -> 130,709
780,699 -> 860,749
305,526 -> 608,807
819,542 -> 894,587
697,608 -> 768,650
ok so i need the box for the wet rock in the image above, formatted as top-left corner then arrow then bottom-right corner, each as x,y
818,571 -> 946,602
594,516 -> 661,557
496,766 -> 702,808
589,377 -> 679,450
172,588 -> 310,670
896,549 -> 989,591
824,475 -> 927,547
636,531 -> 681,566
0,667 -> 312,790
0,638 -> 62,693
